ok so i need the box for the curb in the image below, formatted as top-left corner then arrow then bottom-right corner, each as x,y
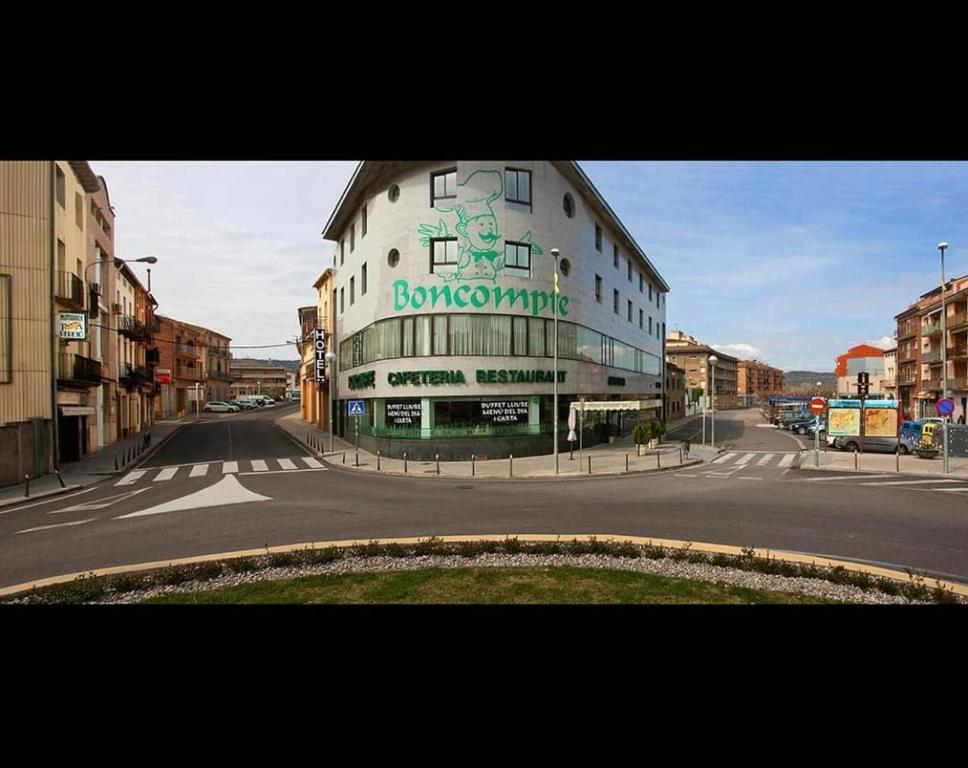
3,532 -> 965,600
0,484 -> 85,511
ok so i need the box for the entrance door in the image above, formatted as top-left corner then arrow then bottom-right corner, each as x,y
58,414 -> 80,463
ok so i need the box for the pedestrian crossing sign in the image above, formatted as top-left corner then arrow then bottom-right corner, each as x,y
348,400 -> 365,416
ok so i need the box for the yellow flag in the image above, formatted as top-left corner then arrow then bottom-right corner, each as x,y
553,271 -> 560,294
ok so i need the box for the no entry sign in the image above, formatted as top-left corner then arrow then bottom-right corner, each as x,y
937,398 -> 954,417
810,397 -> 826,415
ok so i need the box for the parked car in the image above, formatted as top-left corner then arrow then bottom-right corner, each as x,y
779,412 -> 809,429
230,400 -> 255,410
832,435 -> 910,454
789,416 -> 821,435
203,401 -> 239,413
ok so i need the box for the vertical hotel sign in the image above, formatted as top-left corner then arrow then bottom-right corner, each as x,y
314,329 -> 327,383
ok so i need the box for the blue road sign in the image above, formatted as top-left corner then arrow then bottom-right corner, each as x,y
937,398 -> 954,417
348,400 -> 365,416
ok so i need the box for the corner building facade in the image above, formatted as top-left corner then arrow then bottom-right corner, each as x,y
324,161 -> 669,459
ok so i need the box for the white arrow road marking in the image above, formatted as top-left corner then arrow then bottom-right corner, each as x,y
222,461 -> 239,474
189,464 -> 209,478
115,474 -> 272,519
116,470 -> 147,486
276,458 -> 297,470
0,487 -> 96,514
154,467 -> 179,482
301,456 -> 324,468
250,459 -> 269,472
50,488 -> 149,513
16,518 -> 96,534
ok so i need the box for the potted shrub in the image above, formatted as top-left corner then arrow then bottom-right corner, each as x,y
632,420 -> 653,448
607,423 -> 620,444
649,419 -> 665,449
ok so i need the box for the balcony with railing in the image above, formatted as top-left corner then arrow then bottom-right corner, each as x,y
175,363 -> 203,380
175,342 -> 201,358
55,271 -> 85,309
921,349 -> 942,364
949,344 -> 968,360
209,369 -> 234,382
949,377 -> 968,391
922,320 -> 942,337
118,315 -> 150,341
119,363 -> 151,390
922,379 -> 942,391
57,353 -> 102,386
948,311 -> 968,331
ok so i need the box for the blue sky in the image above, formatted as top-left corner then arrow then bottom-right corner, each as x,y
582,161 -> 968,370
93,161 -> 968,370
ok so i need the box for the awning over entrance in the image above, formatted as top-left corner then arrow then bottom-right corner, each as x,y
60,406 -> 95,416
570,400 -> 660,412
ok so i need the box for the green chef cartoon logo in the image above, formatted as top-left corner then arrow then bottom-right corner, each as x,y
418,169 -> 542,282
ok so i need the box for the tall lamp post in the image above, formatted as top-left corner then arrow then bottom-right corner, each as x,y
325,351 -> 336,452
939,241 -> 949,475
551,248 -> 560,475
709,355 -> 718,447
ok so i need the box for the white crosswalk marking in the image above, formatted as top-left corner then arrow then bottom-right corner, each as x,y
757,453 -> 775,466
250,460 -> 269,472
858,479 -> 962,486
778,454 -> 795,468
189,464 -> 209,478
734,453 -> 755,465
222,461 -> 239,474
116,470 -> 147,486
712,452 -> 738,464
154,467 -> 178,482
301,456 -> 324,468
277,458 -> 297,470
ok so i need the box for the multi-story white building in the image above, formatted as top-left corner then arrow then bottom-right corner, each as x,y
322,161 -> 669,459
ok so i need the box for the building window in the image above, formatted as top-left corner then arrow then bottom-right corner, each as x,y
431,169 -> 457,206
0,274 -> 10,383
649,316 -> 653,335
55,165 -> 65,208
563,193 -> 574,218
430,238 -> 459,272
648,283 -> 653,301
75,192 -> 84,230
350,277 -> 355,305
504,241 -> 531,271
505,168 -> 532,206
595,224 -> 602,252
350,224 -> 355,252
613,289 -> 619,314
656,291 -> 661,309
639,273 -> 643,293
340,287 -> 344,314
639,308 -> 643,329
595,275 -> 602,303
362,204 -> 367,237
627,300 -> 632,322
628,260 -> 633,282
340,239 -> 345,266
361,263 -> 367,295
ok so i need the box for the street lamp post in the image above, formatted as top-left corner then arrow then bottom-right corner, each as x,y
325,351 -> 336,452
709,355 -> 718,447
551,248 -> 560,475
939,241 -> 950,475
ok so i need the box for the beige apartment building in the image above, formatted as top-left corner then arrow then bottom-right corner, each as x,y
895,273 -> 968,422
297,267 -> 334,429
666,330 -> 739,409
154,315 -> 232,417
230,360 -> 289,399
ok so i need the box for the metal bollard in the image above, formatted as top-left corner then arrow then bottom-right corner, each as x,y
679,448 -> 683,464
24,474 -> 30,498
658,451 -> 661,469
588,455 -> 592,474
377,451 -> 381,471
626,453 -> 629,472
436,453 -> 440,475
56,470 -> 65,488
896,447 -> 900,473
342,451 -> 346,464
509,454 -> 513,477
355,448 -> 359,467
404,452 -> 408,473
471,454 -> 475,476
114,453 -> 119,471
854,449 -> 858,469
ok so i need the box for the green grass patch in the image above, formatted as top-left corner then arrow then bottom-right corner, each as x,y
143,566 -> 837,605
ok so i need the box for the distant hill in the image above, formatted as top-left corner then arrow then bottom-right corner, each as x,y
783,370 -> 837,393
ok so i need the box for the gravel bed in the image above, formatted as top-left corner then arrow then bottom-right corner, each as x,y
75,553 -> 937,605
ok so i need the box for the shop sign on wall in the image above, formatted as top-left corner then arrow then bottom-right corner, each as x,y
386,400 -> 422,427
479,400 -> 529,425
314,329 -> 327,383
58,312 -> 87,340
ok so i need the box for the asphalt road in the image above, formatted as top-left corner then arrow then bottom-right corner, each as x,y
1,406 -> 966,590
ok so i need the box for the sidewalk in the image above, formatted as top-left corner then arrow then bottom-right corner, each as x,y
0,419 -> 189,507
796,447 -> 968,477
276,411 -> 704,480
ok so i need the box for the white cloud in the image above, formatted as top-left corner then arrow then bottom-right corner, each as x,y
863,336 -> 896,350
712,342 -> 764,360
